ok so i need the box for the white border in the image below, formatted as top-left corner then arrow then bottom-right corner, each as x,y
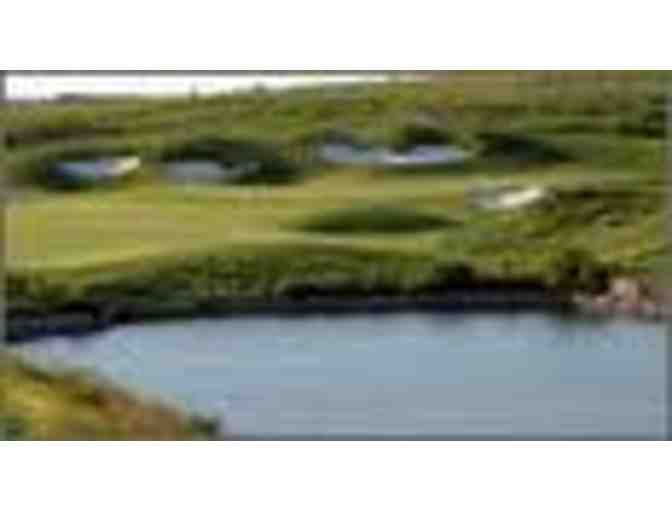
2,9 -> 671,509
2,1 -> 671,68
1,442 -> 671,510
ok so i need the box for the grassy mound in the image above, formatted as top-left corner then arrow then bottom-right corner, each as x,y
479,132 -> 572,165
618,95 -> 667,138
0,354 -> 218,440
439,184 -> 663,284
300,206 -> 456,234
526,187 -> 662,233
390,120 -> 473,152
160,137 -> 301,185
10,136 -> 301,190
11,144 -> 150,191
301,121 -> 472,159
3,103 -> 135,149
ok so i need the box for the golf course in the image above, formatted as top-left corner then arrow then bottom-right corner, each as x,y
4,73 -> 667,325
1,72 -> 668,439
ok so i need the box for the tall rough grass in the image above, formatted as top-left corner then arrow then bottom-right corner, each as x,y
0,354 -> 219,440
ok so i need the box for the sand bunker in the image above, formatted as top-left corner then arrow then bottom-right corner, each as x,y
319,143 -> 472,167
164,160 -> 261,183
49,157 -> 141,185
470,186 -> 551,211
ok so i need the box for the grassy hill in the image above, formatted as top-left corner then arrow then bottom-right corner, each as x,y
3,72 -> 668,321
0,353 -> 218,440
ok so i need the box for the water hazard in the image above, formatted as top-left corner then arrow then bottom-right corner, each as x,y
16,312 -> 667,439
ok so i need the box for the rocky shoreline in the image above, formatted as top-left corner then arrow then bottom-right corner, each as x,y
573,277 -> 669,320
6,279 -> 668,344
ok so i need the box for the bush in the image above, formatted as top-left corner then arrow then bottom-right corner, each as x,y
0,416 -> 28,441
7,274 -> 78,310
433,262 -> 476,286
391,122 -> 454,151
296,128 -> 368,148
618,107 -> 666,138
548,248 -> 611,292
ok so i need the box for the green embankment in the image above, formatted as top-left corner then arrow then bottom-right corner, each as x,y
0,354 -> 218,440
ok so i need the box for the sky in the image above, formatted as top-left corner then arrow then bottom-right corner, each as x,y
5,73 -> 390,100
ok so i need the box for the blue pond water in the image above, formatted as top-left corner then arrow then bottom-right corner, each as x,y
16,312 -> 667,439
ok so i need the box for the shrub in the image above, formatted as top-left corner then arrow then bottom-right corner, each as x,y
7,274 -> 78,310
618,107 -> 666,138
432,262 -> 476,287
0,416 -> 28,441
391,121 -> 454,151
548,248 -> 611,292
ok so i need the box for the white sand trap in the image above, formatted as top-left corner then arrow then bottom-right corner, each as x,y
319,143 -> 471,167
165,160 -> 261,183
50,156 -> 141,184
470,186 -> 551,211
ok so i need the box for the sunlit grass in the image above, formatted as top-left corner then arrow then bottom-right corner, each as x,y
0,354 -> 218,440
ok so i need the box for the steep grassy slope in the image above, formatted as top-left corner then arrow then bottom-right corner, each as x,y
0,354 -> 218,440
